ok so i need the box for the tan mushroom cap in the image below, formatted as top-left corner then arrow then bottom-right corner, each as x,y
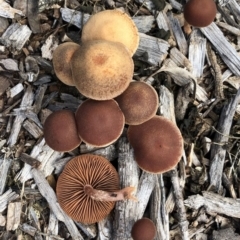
71,40 -> 134,100
75,99 -> 125,147
184,0 -> 217,27
43,110 -> 81,152
52,42 -> 80,86
131,218 -> 157,240
56,154 -> 120,224
127,116 -> 183,173
115,81 -> 159,125
81,9 -> 139,56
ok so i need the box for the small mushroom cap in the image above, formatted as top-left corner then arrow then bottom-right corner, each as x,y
184,0 -> 217,27
127,116 -> 183,173
81,9 -> 139,56
115,81 -> 159,125
71,40 -> 134,100
43,110 -> 81,152
56,154 -> 120,224
52,42 -> 80,86
75,99 -> 125,147
131,218 -> 157,240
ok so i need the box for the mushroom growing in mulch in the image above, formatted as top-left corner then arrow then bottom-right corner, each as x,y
52,42 -> 80,86
183,0 -> 217,34
131,218 -> 157,240
71,40 -> 134,100
128,115 -> 183,173
115,81 -> 159,125
43,109 -> 81,152
56,154 -> 137,224
75,99 -> 125,147
81,9 -> 139,56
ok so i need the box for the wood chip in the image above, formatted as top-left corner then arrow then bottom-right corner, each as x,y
6,202 -> 22,231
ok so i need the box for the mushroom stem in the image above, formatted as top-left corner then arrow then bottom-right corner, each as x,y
183,19 -> 192,35
84,184 -> 138,202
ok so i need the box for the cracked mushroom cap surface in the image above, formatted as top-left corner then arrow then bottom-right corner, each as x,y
184,0 -> 217,27
81,9 -> 139,56
52,42 -> 80,86
127,116 -> 183,173
71,40 -> 134,100
131,218 -> 157,240
43,110 -> 81,152
56,154 -> 120,224
75,99 -> 125,147
115,81 -> 159,125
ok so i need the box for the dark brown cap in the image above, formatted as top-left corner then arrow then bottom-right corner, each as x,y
56,154 -> 119,224
115,81 -> 159,125
43,110 -> 81,152
75,99 -> 124,147
131,218 -> 157,240
127,116 -> 183,173
52,42 -> 80,86
184,0 -> 217,27
81,9 -> 139,56
71,40 -> 134,100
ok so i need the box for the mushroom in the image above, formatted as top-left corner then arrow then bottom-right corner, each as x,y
56,154 -> 137,224
75,99 -> 125,147
71,40 -> 134,100
115,81 -> 159,125
52,42 -> 80,86
183,0 -> 217,34
81,9 -> 139,56
127,115 -> 183,173
131,218 -> 157,240
43,109 -> 81,152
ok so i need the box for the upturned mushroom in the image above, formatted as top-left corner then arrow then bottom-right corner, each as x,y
75,99 -> 125,147
43,109 -> 81,152
71,40 -> 134,100
115,81 -> 159,125
52,42 -> 80,86
56,154 -> 137,224
183,0 -> 217,34
131,218 -> 157,240
81,9 -> 139,56
127,116 -> 183,173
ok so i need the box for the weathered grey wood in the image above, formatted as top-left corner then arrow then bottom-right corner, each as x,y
135,0 -> 155,12
168,13 -> 188,55
0,23 -> 32,52
0,58 -> 19,71
226,0 -> 240,22
7,85 -> 34,147
0,155 -> 12,195
6,202 -> 22,231
97,215 -> 113,240
132,15 -> 154,33
33,85 -> 48,114
188,29 -> 206,78
184,191 -> 240,218
53,157 -> 72,175
0,0 -> 24,18
7,83 -> 23,98
209,87 -> 240,192
201,23 -> 240,76
46,211 -> 58,240
135,32 -> 170,66
169,0 -> 182,10
113,137 -> 139,240
156,11 -> 169,31
31,168 -> 84,240
75,222 -> 97,239
0,189 -> 19,213
41,34 -> 59,60
217,22 -> 240,36
20,223 -> 37,236
23,119 -> 43,139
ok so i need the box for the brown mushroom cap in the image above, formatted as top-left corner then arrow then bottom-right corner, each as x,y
81,9 -> 139,56
71,40 -> 134,100
56,154 -> 120,224
75,99 -> 125,147
115,81 -> 159,125
131,218 -> 157,240
52,42 -> 80,86
43,110 -> 81,152
184,0 -> 217,27
127,116 -> 183,173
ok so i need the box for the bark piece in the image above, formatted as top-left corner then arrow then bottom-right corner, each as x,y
0,189 -> 19,213
209,87 -> 240,192
31,168 -> 84,240
0,59 -> 19,71
0,156 -> 12,195
6,202 -> 22,231
184,191 -> 240,218
20,153 -> 41,168
41,34 -> 59,60
0,75 -> 10,96
23,119 -> 43,139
